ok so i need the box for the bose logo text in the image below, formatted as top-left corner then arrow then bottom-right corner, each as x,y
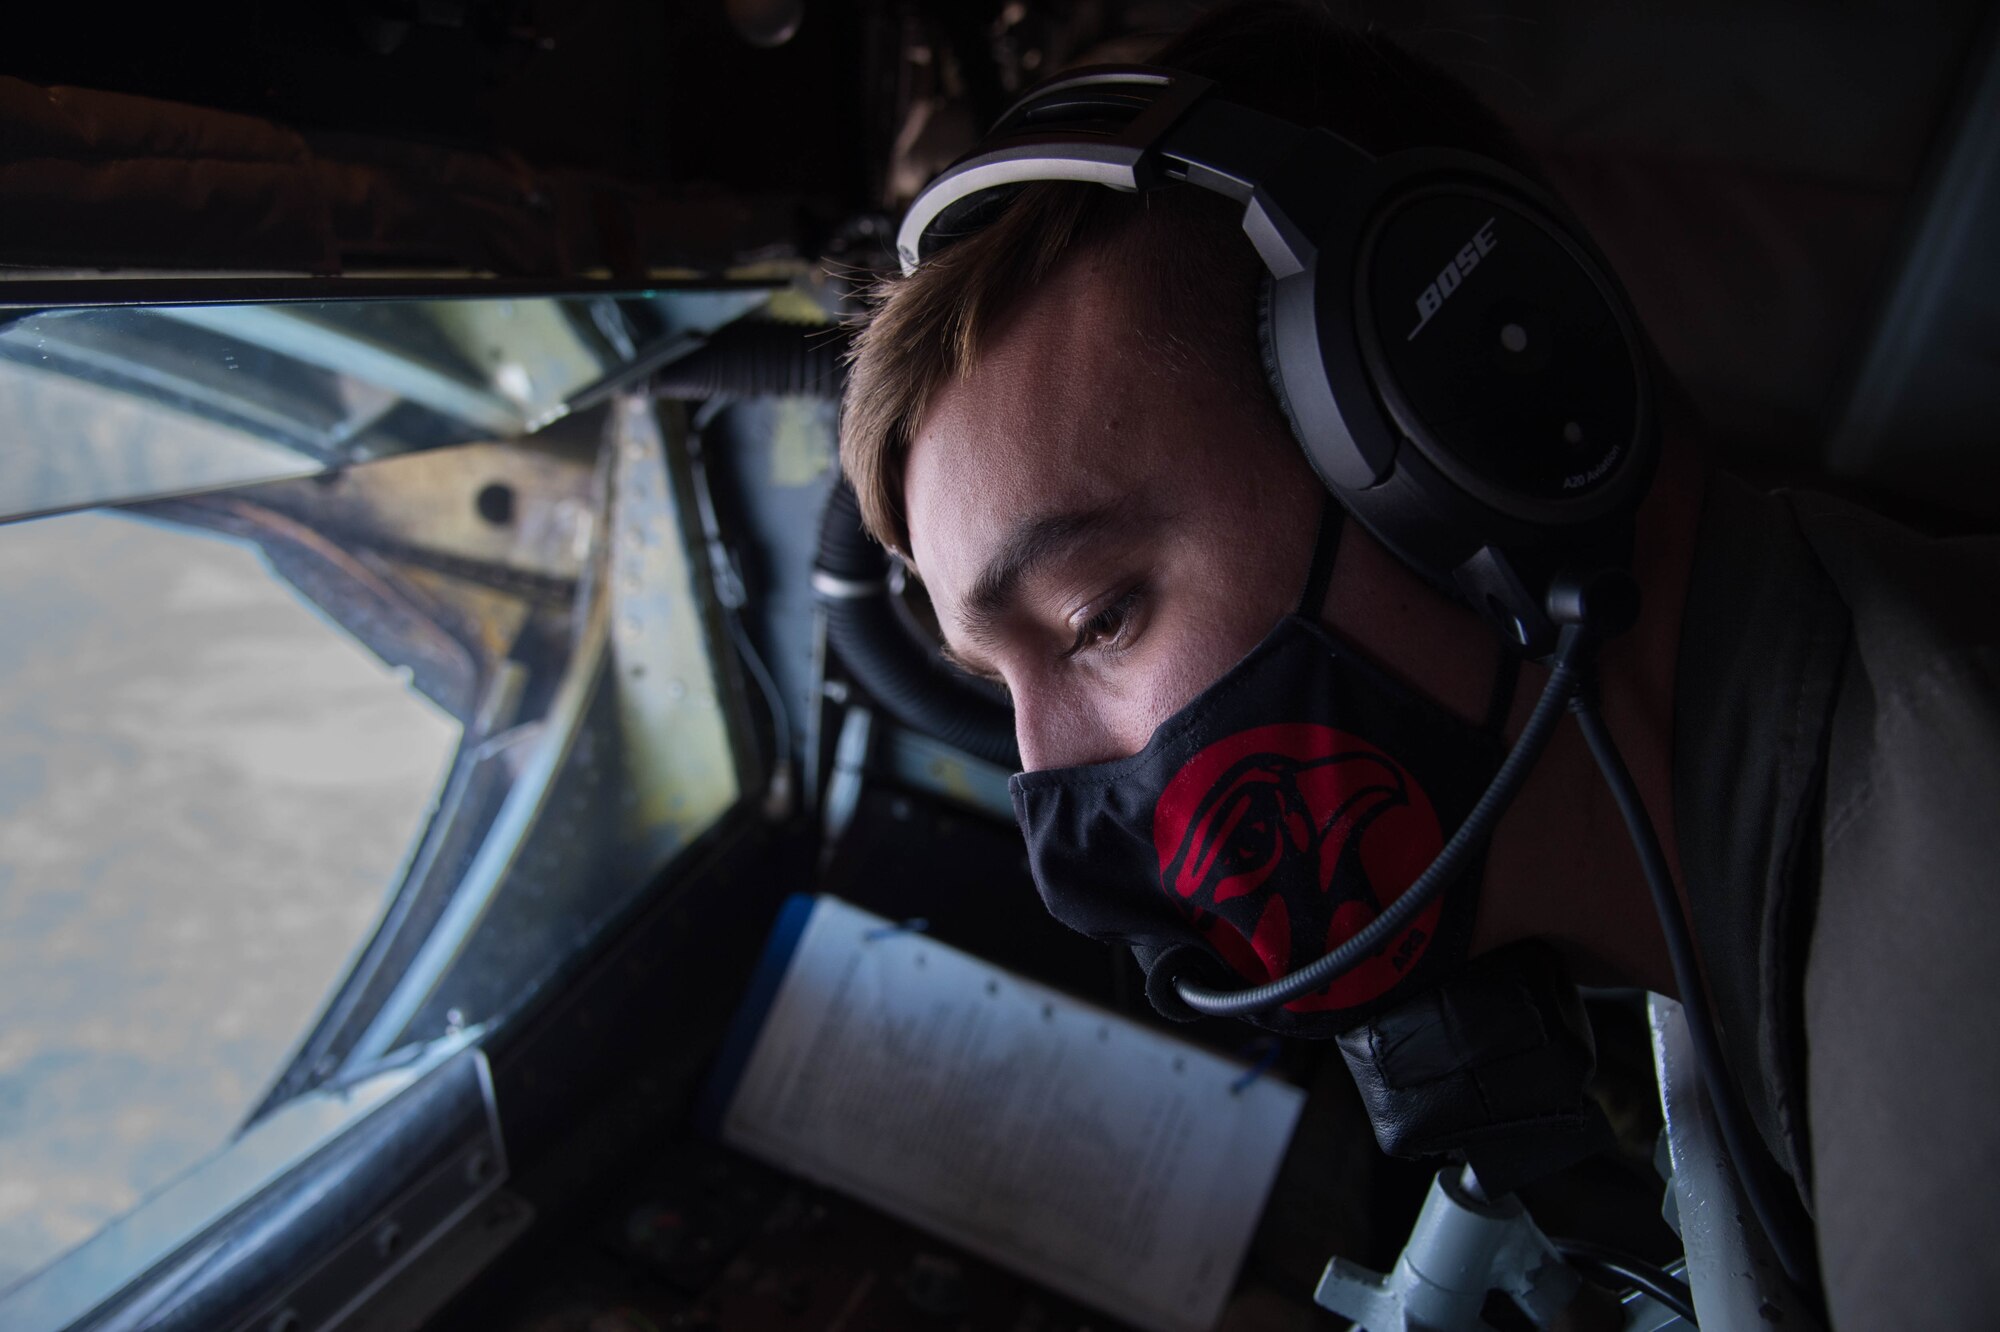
1406,217 -> 1499,342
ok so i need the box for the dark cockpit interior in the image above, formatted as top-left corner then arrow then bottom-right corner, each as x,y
1,3 -> 1996,1331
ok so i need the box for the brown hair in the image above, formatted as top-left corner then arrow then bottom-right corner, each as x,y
840,1 -> 1532,556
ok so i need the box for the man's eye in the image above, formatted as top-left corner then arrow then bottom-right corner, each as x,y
1063,586 -> 1144,659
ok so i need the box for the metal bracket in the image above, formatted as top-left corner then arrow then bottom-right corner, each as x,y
239,1049 -> 513,1332
1314,1167 -> 1581,1331
1651,996 -> 1820,1331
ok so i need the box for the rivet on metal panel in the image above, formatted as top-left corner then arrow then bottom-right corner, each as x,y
607,393 -> 739,859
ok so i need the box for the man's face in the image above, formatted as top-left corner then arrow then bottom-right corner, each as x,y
904,251 -> 1323,771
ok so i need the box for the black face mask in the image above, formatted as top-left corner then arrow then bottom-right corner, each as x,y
1007,507 -> 1508,1038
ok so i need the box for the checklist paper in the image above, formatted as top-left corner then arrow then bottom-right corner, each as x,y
703,895 -> 1305,1332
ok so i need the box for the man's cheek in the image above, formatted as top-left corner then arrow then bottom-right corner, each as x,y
1121,630 -> 1232,741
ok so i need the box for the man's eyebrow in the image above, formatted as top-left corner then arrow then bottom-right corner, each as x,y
938,641 -> 1002,683
959,499 -> 1153,646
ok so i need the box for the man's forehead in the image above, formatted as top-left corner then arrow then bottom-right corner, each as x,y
903,263 -> 1162,581
943,267 -> 1141,427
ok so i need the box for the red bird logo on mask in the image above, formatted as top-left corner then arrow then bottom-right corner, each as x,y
1152,723 -> 1446,1012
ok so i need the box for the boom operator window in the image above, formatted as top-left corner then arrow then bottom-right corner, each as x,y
0,293 -> 753,1298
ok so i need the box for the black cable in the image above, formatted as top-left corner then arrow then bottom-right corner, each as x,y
1174,624 -> 1591,1016
1554,1238 -> 1697,1325
728,613 -> 791,754
1157,555 -> 1816,1303
1569,688 -> 1821,1300
728,614 -> 796,819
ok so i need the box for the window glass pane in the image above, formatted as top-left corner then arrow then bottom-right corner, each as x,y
0,292 -> 771,523
0,509 -> 459,1289
0,347 -> 316,523
0,290 -> 764,1301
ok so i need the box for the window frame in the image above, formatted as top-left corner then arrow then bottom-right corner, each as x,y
0,278 -> 779,1330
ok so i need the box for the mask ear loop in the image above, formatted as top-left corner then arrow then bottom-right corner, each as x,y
1300,492 -> 1519,740
1295,494 -> 1345,618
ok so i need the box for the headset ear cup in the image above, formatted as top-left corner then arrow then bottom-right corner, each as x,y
1257,272 -> 1313,454
1260,268 -> 1461,606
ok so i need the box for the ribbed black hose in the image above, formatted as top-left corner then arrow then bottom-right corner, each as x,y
653,319 -> 848,399
652,319 -> 1018,767
816,482 -> 1020,769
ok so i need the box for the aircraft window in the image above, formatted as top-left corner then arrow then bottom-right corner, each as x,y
0,507 -> 460,1291
0,292 -> 758,1308
0,293 -> 752,525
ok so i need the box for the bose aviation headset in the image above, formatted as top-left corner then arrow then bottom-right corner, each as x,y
898,65 -> 1657,657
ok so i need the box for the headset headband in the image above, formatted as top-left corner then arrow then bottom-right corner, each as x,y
899,66 -> 1364,281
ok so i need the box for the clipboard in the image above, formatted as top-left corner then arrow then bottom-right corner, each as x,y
700,894 -> 1305,1332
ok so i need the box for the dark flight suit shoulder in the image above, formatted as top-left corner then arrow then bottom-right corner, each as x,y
1790,490 -> 2000,1330
1675,472 -> 2000,1329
